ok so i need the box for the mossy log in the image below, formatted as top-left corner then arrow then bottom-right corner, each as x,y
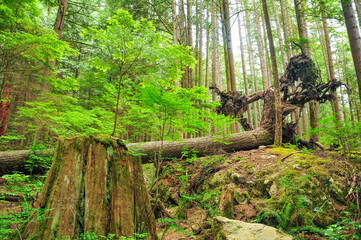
15,136 -> 158,240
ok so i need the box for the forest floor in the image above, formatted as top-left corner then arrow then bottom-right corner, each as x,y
1,145 -> 360,239
143,145 -> 361,239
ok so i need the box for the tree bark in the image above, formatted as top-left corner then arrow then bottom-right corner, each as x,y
16,136 -> 158,240
252,0 -> 268,90
244,0 -> 256,128
0,83 -> 11,137
262,0 -> 283,146
220,0 -> 237,92
321,6 -> 342,122
236,0 -> 253,128
342,0 -> 361,104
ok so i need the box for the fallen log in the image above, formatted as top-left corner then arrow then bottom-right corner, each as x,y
0,128 -> 273,175
130,127 -> 273,162
0,149 -> 53,176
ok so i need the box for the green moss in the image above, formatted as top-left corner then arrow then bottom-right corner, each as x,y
93,135 -> 117,148
268,146 -> 296,156
223,200 -> 234,219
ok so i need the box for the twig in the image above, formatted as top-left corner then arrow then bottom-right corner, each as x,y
281,151 -> 301,162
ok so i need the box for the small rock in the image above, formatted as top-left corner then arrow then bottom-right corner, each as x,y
261,154 -> 277,159
213,216 -> 293,240
269,182 -> 278,196
292,164 -> 300,169
258,145 -> 267,152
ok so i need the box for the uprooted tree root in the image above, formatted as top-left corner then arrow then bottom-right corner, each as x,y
211,53 -> 343,150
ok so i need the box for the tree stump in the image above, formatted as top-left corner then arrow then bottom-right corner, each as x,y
16,136 -> 158,240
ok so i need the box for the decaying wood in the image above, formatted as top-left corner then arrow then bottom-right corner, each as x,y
211,54 -> 342,147
16,136 -> 158,240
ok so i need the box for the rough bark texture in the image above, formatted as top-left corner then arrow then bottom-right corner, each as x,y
342,0 -> 361,104
236,0 -> 252,127
15,136 -> 157,240
262,0 -> 282,146
131,128 -> 273,162
220,0 -> 236,92
0,149 -> 54,176
0,83 -> 11,136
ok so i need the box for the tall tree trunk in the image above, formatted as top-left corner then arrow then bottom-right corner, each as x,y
211,0 -> 219,101
262,0 -> 282,146
321,7 -> 342,122
0,80 -> 11,137
341,0 -> 361,104
280,0 -> 292,60
45,0 -> 69,76
244,0 -> 257,128
186,0 -> 193,88
252,0 -> 268,90
272,0 -> 288,70
353,0 -> 361,28
54,0 -> 69,39
198,0 -> 204,87
16,136 -> 158,239
294,0 -> 318,141
236,0 -> 253,128
280,0 -> 301,136
220,0 -> 237,92
179,0 -> 188,88
220,0 -> 238,132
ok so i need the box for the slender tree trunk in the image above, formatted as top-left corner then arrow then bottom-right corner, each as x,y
353,0 -> 361,28
294,0 -> 318,141
0,76 -> 11,136
252,0 -> 268,90
280,0 -> 292,60
198,0 -> 204,87
44,0 -> 69,76
179,0 -> 188,88
205,7 -> 210,89
220,0 -> 238,132
187,0 -> 193,88
211,0 -> 218,101
220,0 -> 237,92
236,0 -> 253,128
54,0 -> 69,39
262,0 -> 282,146
272,0 -> 287,70
341,0 -> 361,104
244,0 -> 256,128
321,7 -> 342,122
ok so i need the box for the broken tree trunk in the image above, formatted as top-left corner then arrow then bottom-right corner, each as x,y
15,136 -> 158,240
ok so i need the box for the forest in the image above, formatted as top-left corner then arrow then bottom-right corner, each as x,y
0,0 -> 361,239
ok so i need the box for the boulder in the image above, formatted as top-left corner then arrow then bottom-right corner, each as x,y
213,216 -> 293,240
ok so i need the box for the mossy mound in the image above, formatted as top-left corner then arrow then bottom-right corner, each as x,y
144,146 -> 361,239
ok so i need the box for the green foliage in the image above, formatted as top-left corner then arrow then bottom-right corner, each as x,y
315,116 -> 361,150
0,173 -> 46,239
25,144 -> 53,174
158,218 -> 192,238
55,232 -> 148,240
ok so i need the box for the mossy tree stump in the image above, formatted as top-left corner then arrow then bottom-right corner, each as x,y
16,136 -> 158,240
